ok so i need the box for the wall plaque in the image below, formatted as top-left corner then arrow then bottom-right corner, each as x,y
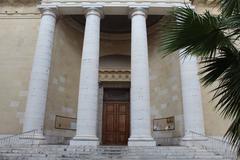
153,117 -> 175,131
55,115 -> 77,130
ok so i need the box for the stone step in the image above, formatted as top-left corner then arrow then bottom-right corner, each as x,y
0,152 -> 221,156
0,148 -> 201,152
0,145 -> 233,160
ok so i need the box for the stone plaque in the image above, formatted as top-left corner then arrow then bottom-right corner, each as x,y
153,117 -> 175,131
55,115 -> 77,130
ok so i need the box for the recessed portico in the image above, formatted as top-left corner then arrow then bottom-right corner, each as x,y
22,0 -> 206,146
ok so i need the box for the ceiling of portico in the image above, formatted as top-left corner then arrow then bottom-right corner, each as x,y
71,15 -> 162,34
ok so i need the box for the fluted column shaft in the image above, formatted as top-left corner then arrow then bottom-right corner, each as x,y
23,9 -> 56,139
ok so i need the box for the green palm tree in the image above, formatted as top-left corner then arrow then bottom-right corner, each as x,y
161,0 -> 240,155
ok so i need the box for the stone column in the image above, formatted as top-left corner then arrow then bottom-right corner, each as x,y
128,8 -> 156,146
180,55 -> 205,140
22,9 -> 56,140
70,8 -> 102,146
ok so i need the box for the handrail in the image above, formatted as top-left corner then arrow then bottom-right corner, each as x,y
0,129 -> 39,146
188,130 -> 238,160
189,130 -> 229,143
0,129 -> 37,141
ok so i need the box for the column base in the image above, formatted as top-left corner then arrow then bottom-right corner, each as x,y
128,137 -> 156,146
180,135 -> 208,147
182,134 -> 208,141
70,136 -> 99,146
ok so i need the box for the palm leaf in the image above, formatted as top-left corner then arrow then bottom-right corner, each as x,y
160,7 -> 233,58
219,0 -> 240,16
200,47 -> 239,86
223,14 -> 240,41
200,47 -> 240,154
160,6 -> 240,156
225,115 -> 240,154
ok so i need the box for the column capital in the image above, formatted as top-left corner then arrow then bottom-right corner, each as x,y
41,8 -> 57,18
129,7 -> 148,19
84,7 -> 104,19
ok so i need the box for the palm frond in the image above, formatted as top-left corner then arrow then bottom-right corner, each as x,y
160,5 -> 240,155
223,14 -> 240,41
219,0 -> 240,16
200,47 -> 238,86
160,7 -> 233,58
200,47 -> 240,118
225,115 -> 240,154
200,47 -> 240,154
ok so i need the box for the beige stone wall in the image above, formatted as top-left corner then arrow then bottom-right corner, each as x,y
148,19 -> 184,139
44,17 -> 83,138
0,5 -> 40,135
194,0 -> 220,15
200,79 -> 231,137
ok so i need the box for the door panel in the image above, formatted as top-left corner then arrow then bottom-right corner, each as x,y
102,101 -> 130,145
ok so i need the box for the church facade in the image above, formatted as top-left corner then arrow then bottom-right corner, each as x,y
0,0 -> 230,146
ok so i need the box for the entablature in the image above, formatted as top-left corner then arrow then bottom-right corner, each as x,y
39,0 -> 191,15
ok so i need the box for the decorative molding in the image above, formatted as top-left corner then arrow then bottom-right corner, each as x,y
39,1 -> 192,15
0,15 -> 41,19
99,69 -> 131,82
0,11 -> 41,19
41,0 -> 189,3
0,0 -> 39,6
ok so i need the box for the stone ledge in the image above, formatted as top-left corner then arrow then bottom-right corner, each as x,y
70,136 -> 99,146
128,137 -> 156,146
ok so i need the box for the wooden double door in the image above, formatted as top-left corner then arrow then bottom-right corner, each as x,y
102,88 -> 130,145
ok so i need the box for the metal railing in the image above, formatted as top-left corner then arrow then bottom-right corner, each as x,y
0,129 -> 38,147
188,130 -> 238,160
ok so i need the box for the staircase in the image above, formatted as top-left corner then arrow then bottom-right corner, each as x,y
0,145 -> 234,160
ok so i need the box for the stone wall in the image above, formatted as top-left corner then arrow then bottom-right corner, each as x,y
44,17 -> 83,139
0,5 -> 40,135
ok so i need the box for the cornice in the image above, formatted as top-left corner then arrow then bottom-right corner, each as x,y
39,1 -> 191,15
0,0 -> 38,6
